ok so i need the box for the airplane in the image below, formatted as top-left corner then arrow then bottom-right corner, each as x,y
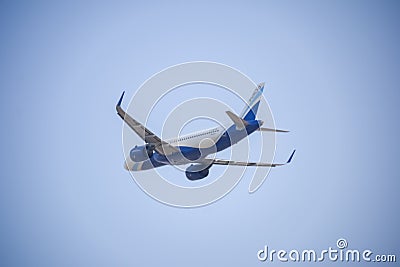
116,82 -> 295,180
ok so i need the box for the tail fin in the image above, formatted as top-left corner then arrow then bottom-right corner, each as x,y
239,82 -> 265,121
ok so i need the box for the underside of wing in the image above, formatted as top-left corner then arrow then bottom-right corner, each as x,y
116,92 -> 179,155
206,150 -> 296,168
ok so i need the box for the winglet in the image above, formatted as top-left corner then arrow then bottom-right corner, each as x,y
287,149 -> 296,164
117,91 -> 125,107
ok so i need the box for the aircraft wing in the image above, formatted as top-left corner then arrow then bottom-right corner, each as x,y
207,150 -> 296,167
116,92 -> 179,155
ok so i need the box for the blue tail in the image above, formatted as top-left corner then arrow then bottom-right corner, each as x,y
239,82 -> 265,121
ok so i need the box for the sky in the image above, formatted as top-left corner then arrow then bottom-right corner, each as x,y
0,0 -> 399,266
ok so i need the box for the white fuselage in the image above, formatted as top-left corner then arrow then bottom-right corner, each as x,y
166,125 -> 226,148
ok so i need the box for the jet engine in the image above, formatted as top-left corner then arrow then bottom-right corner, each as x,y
129,144 -> 154,162
185,163 -> 211,181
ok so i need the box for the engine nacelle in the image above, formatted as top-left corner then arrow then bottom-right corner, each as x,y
129,144 -> 154,162
185,164 -> 211,181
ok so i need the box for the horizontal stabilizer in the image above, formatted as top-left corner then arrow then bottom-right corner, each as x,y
259,127 -> 289,133
226,111 -> 248,130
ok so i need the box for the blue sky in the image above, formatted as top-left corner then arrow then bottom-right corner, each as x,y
0,1 -> 399,266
